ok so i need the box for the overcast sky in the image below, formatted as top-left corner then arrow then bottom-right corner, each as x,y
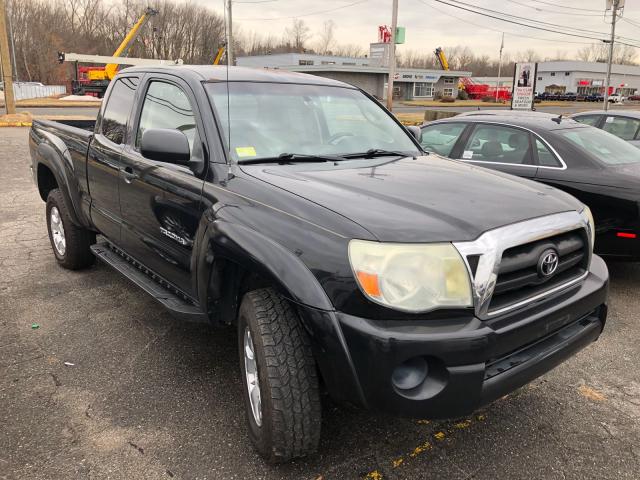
198,0 -> 640,59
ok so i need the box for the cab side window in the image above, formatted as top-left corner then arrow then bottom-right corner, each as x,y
136,81 -> 201,159
419,123 -> 466,157
461,125 -> 532,164
100,77 -> 138,144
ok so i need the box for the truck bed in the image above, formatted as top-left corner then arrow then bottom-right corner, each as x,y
34,118 -> 96,134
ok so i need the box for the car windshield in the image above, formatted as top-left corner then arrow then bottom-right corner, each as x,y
558,126 -> 640,165
206,82 -> 420,162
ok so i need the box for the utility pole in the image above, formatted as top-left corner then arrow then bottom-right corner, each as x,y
495,32 -> 504,103
0,0 -> 16,115
7,7 -> 16,81
227,0 -> 234,66
385,0 -> 398,111
604,0 -> 621,111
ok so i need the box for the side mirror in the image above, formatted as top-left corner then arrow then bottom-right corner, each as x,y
407,125 -> 422,142
140,128 -> 191,165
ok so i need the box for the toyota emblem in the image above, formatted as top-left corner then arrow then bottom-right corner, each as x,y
538,249 -> 559,278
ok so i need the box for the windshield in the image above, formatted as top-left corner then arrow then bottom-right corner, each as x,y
558,126 -> 640,165
206,82 -> 419,162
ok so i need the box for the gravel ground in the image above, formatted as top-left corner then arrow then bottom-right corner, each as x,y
1,127 -> 639,480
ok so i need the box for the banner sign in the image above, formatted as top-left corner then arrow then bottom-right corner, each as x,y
511,62 -> 537,110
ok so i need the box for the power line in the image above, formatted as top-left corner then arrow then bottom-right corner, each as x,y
235,0 -> 368,21
448,0 -> 619,38
429,0 -> 640,48
504,0 -> 606,17
621,17 -> 640,29
528,0 -> 604,12
421,0 -> 595,46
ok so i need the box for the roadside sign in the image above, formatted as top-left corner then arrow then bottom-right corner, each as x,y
511,62 -> 537,110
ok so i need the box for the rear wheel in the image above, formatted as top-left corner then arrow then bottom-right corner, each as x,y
237,288 -> 321,463
46,189 -> 95,270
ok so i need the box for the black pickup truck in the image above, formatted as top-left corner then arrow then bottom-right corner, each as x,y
30,66 -> 608,463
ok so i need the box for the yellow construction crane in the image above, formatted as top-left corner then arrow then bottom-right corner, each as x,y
87,7 -> 159,82
212,45 -> 226,65
434,47 -> 449,71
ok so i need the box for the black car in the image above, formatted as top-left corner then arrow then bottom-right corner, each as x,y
420,111 -> 640,259
572,110 -> 640,148
584,93 -> 605,102
30,68 -> 608,462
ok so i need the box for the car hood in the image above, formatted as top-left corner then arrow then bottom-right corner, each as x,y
241,155 -> 583,242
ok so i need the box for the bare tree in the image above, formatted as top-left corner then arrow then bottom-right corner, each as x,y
285,18 -> 310,51
316,20 -> 335,55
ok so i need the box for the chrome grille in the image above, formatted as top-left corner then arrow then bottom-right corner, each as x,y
453,211 -> 593,320
488,229 -> 588,313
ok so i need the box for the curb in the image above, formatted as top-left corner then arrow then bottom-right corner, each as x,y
0,121 -> 32,127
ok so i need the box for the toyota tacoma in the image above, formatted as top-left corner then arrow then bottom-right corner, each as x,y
29,66 -> 608,463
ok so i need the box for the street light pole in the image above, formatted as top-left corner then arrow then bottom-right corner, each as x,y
495,32 -> 504,103
604,0 -> 620,112
385,0 -> 398,111
0,0 -> 16,115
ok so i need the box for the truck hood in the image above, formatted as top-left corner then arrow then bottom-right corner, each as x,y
241,155 -> 583,242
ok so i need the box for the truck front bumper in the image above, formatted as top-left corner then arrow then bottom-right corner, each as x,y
300,255 -> 608,419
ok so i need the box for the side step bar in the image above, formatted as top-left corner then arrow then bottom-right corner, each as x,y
90,242 -> 209,323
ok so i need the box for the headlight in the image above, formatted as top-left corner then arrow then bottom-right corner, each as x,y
348,240 -> 473,313
582,206 -> 595,250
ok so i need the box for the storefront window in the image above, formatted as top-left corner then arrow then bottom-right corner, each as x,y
413,82 -> 434,98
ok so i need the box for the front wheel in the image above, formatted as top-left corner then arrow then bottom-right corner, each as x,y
237,288 -> 321,463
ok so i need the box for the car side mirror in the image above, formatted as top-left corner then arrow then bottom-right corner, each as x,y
407,125 -> 422,142
140,128 -> 191,166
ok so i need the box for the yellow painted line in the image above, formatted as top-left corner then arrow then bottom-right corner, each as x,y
361,413 -> 489,479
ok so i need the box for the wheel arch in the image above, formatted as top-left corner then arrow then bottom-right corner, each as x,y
196,220 -> 334,325
34,140 -> 86,227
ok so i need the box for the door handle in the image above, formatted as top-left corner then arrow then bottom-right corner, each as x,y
121,166 -> 138,183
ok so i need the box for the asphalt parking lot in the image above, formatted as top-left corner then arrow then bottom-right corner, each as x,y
1,127 -> 639,480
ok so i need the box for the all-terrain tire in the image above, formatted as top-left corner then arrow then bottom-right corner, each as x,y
46,189 -> 95,270
238,288 -> 322,463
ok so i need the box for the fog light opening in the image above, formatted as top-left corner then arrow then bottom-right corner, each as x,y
391,357 -> 429,391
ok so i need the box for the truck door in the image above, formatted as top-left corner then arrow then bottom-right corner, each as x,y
87,76 -> 139,242
118,76 -> 207,296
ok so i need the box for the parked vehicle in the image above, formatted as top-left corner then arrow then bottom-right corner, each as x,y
572,110 -> 640,148
584,93 -> 605,102
421,111 -> 640,259
30,67 -> 608,463
608,93 -> 625,103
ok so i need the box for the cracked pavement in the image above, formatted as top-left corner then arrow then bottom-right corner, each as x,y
1,127 -> 639,479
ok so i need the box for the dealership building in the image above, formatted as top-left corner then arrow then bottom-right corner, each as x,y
535,61 -> 640,96
237,44 -> 471,100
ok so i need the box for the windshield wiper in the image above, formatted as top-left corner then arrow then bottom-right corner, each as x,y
237,152 -> 347,165
342,148 -> 417,159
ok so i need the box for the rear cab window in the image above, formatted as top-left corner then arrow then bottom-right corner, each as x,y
419,123 -> 466,156
100,77 -> 139,144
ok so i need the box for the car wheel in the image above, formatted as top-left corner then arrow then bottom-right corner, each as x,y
237,288 -> 321,463
46,189 -> 95,270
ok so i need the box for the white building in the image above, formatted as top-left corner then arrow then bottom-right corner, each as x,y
237,44 -> 471,101
535,61 -> 640,96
